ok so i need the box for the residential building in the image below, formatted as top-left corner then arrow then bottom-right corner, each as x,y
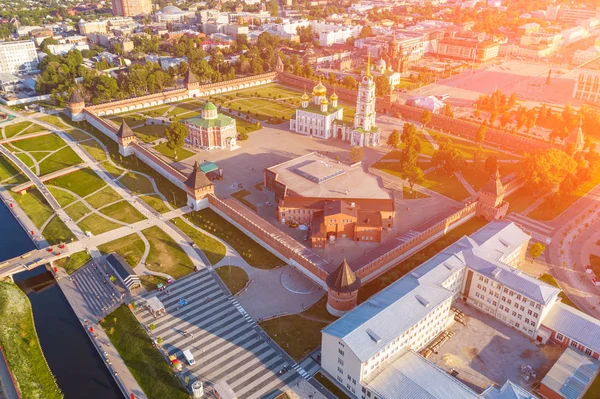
0,40 -> 39,74
78,19 -> 108,35
572,57 -> 600,103
320,221 -> 566,398
47,43 -> 90,56
154,6 -> 196,23
111,0 -> 152,17
561,7 -> 600,25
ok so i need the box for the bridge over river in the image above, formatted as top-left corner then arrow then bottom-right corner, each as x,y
0,247 -> 69,279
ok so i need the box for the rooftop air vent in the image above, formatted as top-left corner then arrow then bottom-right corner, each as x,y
366,328 -> 381,343
415,294 -> 430,307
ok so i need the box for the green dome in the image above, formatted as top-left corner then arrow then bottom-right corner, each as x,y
203,102 -> 217,111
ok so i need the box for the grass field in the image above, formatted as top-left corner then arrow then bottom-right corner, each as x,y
37,147 -> 83,176
142,226 -> 195,278
0,282 -> 63,399
139,194 -> 171,214
66,129 -> 94,142
584,373 -> 600,399
42,216 -> 75,245
506,190 -> 539,214
38,114 -> 71,130
10,188 -> 53,228
85,186 -> 122,209
11,133 -> 65,152
231,189 -> 257,211
139,275 -> 169,292
260,297 -> 335,361
54,251 -> 91,274
100,305 -> 189,399
133,123 -> 168,143
215,266 -> 249,295
0,154 -> 26,184
153,142 -> 194,162
100,200 -> 146,224
47,187 -> 77,207
358,217 -> 489,303
172,217 -> 226,265
3,121 -> 37,138
186,209 -> 284,270
46,168 -> 106,197
64,201 -> 91,221
118,171 -> 155,195
78,213 -> 122,235
98,233 -> 146,268
80,140 -> 108,161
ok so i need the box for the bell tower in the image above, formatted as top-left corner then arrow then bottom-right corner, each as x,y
476,167 -> 508,221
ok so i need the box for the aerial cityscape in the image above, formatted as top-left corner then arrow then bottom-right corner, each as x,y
0,0 -> 600,398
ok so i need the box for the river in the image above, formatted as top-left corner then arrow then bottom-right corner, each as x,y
0,202 -> 122,399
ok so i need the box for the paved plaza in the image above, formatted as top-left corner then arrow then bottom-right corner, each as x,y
409,60 -> 578,109
137,268 -> 312,399
70,259 -> 125,319
428,302 -> 564,393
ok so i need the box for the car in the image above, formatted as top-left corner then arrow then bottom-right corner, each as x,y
265,201 -> 273,207
288,221 -> 298,228
303,235 -> 308,241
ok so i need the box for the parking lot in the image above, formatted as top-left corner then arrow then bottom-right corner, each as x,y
428,301 -> 564,393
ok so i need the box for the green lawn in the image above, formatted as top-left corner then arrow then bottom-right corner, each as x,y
66,129 -> 93,142
78,213 -> 123,235
142,226 -> 195,278
231,189 -> 257,211
0,154 -> 26,184
10,188 -> 54,228
100,306 -> 189,399
538,273 -> 580,310
141,106 -> 172,118
528,172 -> 600,221
99,200 -> 146,224
153,142 -> 194,162
85,186 -> 122,209
64,201 -> 91,221
37,147 -> 83,176
4,121 -> 33,138
133,123 -> 168,143
42,216 -> 75,245
11,133 -> 66,152
54,251 -> 91,274
461,162 -> 520,193
186,208 -> 284,270
0,282 -> 63,399
118,171 -> 155,195
80,140 -> 108,161
139,194 -> 171,213
67,117 -> 188,207
15,152 -> 35,169
98,233 -> 146,268
314,373 -> 351,399
506,190 -> 539,214
47,187 -> 77,207
427,130 -> 520,160
109,114 -> 145,128
358,217 -> 489,303
21,123 -> 46,135
260,297 -> 335,361
46,168 -> 105,197
38,114 -> 71,130
139,275 -> 169,292
215,266 -> 249,295
172,217 -> 226,265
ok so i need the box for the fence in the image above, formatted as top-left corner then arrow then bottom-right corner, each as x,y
355,202 -> 478,281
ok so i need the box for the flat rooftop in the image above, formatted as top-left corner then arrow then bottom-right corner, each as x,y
267,152 -> 391,200
580,56 -> 600,72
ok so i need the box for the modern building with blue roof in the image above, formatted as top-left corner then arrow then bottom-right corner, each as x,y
320,221 -> 565,399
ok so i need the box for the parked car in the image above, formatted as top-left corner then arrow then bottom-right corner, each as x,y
265,201 -> 273,207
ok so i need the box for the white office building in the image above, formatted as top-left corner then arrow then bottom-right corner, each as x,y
321,221 -> 559,399
0,40 -> 39,74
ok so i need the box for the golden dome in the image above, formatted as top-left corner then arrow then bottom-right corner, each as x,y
320,97 -> 329,105
301,92 -> 309,101
330,92 -> 338,101
313,80 -> 327,96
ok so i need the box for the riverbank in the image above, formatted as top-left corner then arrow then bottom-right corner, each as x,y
0,281 -> 62,399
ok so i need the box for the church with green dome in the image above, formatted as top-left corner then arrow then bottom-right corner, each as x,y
184,102 -> 238,150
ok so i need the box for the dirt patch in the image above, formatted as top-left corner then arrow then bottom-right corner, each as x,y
464,347 -> 479,360
520,349 -> 534,359
442,353 -> 464,368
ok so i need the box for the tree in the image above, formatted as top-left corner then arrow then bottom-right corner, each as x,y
401,164 -> 424,193
431,140 -> 464,174
421,110 -> 432,127
441,103 -> 454,118
342,75 -> 356,89
40,37 -> 59,53
476,124 -> 488,145
296,25 -> 313,43
528,242 -> 546,262
165,122 -> 187,160
157,337 -> 163,344
401,123 -> 421,153
149,323 -> 156,331
508,93 -> 517,108
519,149 -> 578,194
359,25 -> 374,38
238,131 -> 248,141
350,146 -> 364,163
484,156 -> 498,174
473,108 -> 481,119
387,129 -> 400,148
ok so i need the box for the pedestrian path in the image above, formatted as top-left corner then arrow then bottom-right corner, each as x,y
454,171 -> 477,196
71,260 -> 124,319
137,269 -> 303,399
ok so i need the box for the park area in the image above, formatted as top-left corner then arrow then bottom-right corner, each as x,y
0,282 -> 63,399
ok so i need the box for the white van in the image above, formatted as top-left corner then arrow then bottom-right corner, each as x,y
183,349 -> 195,366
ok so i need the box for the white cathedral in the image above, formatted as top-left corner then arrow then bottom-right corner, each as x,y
289,61 -> 380,147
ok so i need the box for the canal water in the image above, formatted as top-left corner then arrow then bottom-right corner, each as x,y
1,202 -> 122,399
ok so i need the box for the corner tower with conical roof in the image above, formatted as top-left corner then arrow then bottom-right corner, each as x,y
185,69 -> 200,98
116,121 -> 137,156
69,87 -> 85,121
185,161 -> 215,210
476,167 -> 508,221
326,259 -> 361,316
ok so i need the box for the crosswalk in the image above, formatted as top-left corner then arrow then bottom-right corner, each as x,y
136,269 -> 304,399
70,261 -> 124,319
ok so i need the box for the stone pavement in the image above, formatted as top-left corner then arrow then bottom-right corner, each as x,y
136,269 -> 313,399
55,266 -> 147,399
70,260 -> 124,319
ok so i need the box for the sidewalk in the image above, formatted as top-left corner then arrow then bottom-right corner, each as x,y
54,267 -> 146,399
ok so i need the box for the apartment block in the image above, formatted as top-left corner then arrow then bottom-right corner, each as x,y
0,40 -> 39,74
